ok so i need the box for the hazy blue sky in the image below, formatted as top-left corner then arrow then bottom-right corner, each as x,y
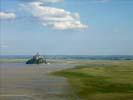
0,0 -> 133,55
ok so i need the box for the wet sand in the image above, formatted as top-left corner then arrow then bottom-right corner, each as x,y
0,62 -> 77,100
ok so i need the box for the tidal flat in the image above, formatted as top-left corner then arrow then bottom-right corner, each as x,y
0,61 -> 77,100
0,60 -> 133,100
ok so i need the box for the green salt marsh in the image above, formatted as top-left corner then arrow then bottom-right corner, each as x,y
52,60 -> 133,100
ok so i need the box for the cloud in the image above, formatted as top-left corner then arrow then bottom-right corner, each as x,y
22,2 -> 88,30
0,12 -> 16,20
19,0 -> 63,3
38,0 -> 63,3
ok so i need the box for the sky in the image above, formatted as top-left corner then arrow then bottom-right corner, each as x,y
0,0 -> 133,55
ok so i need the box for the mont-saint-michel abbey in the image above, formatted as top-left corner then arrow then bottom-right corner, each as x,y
26,53 -> 47,64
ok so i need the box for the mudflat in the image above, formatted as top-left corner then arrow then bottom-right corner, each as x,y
0,62 -> 76,100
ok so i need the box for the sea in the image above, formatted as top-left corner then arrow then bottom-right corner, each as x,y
0,55 -> 133,60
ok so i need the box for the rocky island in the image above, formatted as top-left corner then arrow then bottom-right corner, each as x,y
26,53 -> 47,64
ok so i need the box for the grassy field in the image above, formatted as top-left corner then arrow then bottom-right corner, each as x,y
52,60 -> 133,100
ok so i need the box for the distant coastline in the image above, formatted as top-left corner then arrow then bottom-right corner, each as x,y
1,55 -> 133,60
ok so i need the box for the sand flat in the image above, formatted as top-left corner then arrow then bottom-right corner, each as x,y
0,62 -> 76,100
